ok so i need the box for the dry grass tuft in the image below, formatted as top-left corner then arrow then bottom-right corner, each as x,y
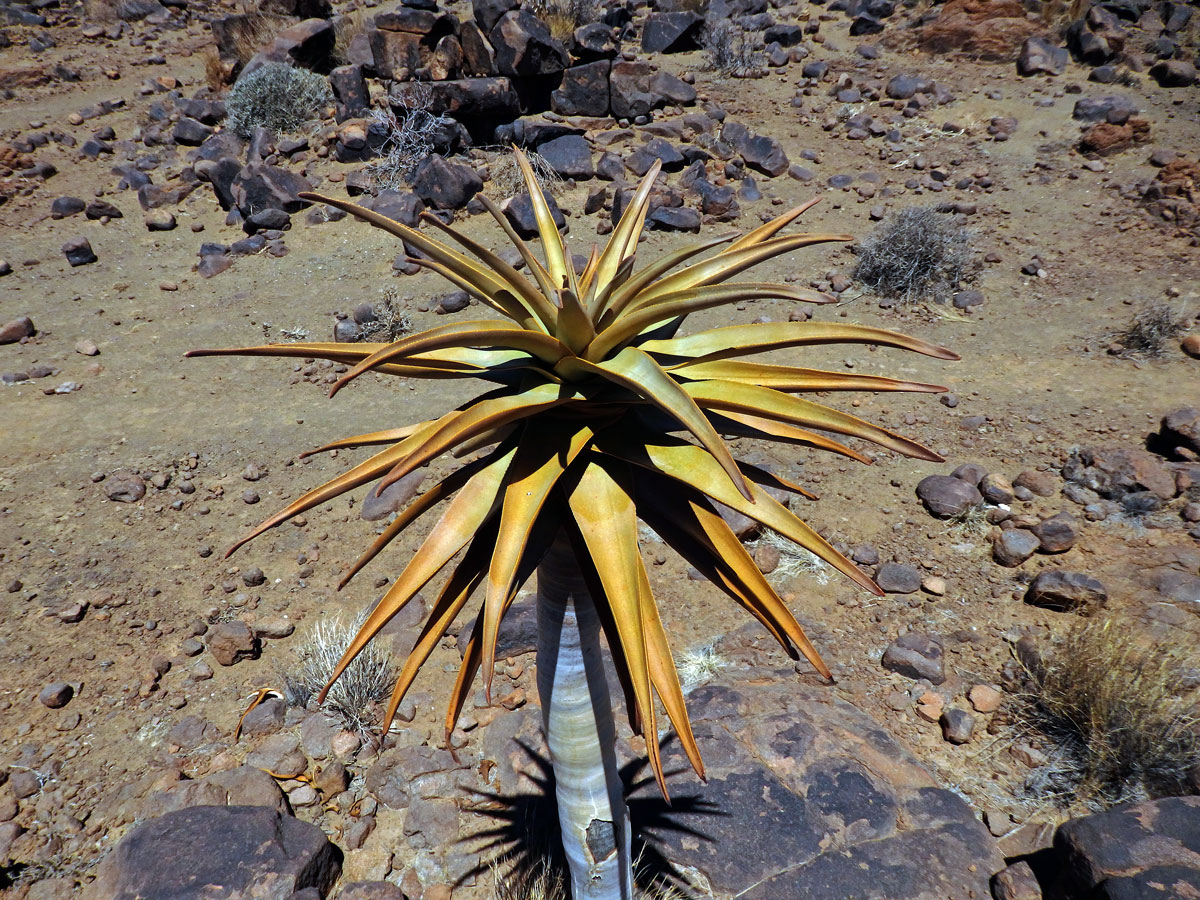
758,529 -> 831,584
1107,300 -> 1189,359
489,857 -> 694,900
527,0 -> 599,40
676,643 -> 725,692
203,46 -> 229,91
1019,616 -> 1200,806
1037,0 -> 1091,32
853,206 -> 974,304
701,19 -> 763,78
229,11 -> 292,67
333,9 -> 368,66
485,148 -> 564,199
284,611 -> 396,735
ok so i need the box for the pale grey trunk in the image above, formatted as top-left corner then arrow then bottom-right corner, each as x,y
536,537 -> 634,900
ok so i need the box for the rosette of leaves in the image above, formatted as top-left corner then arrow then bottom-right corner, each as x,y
188,151 -> 957,798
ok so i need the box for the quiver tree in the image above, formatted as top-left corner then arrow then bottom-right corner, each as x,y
188,150 -> 958,899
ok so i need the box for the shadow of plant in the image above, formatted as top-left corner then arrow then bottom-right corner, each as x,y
459,739 -> 723,897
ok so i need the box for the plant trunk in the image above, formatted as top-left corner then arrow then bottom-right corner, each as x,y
536,536 -> 634,900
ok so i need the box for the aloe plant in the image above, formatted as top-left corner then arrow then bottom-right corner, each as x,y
188,151 -> 957,900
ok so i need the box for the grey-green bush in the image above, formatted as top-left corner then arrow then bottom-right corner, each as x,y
225,62 -> 332,139
853,206 -> 974,303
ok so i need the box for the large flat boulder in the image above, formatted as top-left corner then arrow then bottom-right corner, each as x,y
85,805 -> 342,900
1053,796 -> 1200,898
636,626 -> 1006,900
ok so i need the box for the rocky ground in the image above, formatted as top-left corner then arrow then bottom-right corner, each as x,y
1,0 -> 1199,895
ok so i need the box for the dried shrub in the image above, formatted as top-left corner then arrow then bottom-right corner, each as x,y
702,19 -> 763,78
485,147 -> 563,199
284,612 -> 396,735
225,62 -> 332,138
356,290 -> 414,342
1108,300 -> 1188,358
1020,617 -> 1200,806
853,206 -> 974,303
364,89 -> 456,191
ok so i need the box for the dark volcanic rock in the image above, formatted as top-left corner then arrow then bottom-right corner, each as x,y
993,528 -> 1039,567
1062,447 -> 1176,501
1150,59 -> 1197,87
641,11 -> 704,53
490,10 -> 569,76
329,64 -> 369,120
609,60 -> 658,119
410,154 -> 482,210
552,61 -> 611,117
457,596 -> 538,658
62,236 -> 97,266
916,474 -> 983,518
473,0 -> 518,34
51,196 -> 85,218
503,188 -> 565,237
881,632 -> 945,683
364,189 -> 424,228
230,163 -> 313,216
647,206 -> 701,231
207,620 -> 261,665
1017,36 -> 1068,75
1032,511 -> 1079,553
0,316 -> 35,344
1053,796 -> 1200,899
537,134 -> 593,180
875,563 -> 923,594
1025,570 -> 1107,610
173,116 -> 213,146
1159,407 -> 1200,456
645,659 -> 1001,899
89,806 -> 342,900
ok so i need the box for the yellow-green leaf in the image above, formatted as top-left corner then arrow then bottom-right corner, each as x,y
683,379 -> 942,461
641,321 -> 961,364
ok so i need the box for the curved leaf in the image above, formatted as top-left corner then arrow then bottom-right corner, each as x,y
298,191 -> 548,330
726,197 -> 821,252
372,382 -> 579,495
588,160 -> 662,313
321,446 -> 517,702
329,321 -> 568,397
224,415 -> 447,557
641,321 -> 961,364
670,359 -> 949,394
480,422 -> 595,697
627,233 -> 852,310
635,474 -> 832,679
597,433 -> 883,596
683,379 -> 942,461
513,147 -> 571,291
589,284 -> 831,361
565,458 -> 663,792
